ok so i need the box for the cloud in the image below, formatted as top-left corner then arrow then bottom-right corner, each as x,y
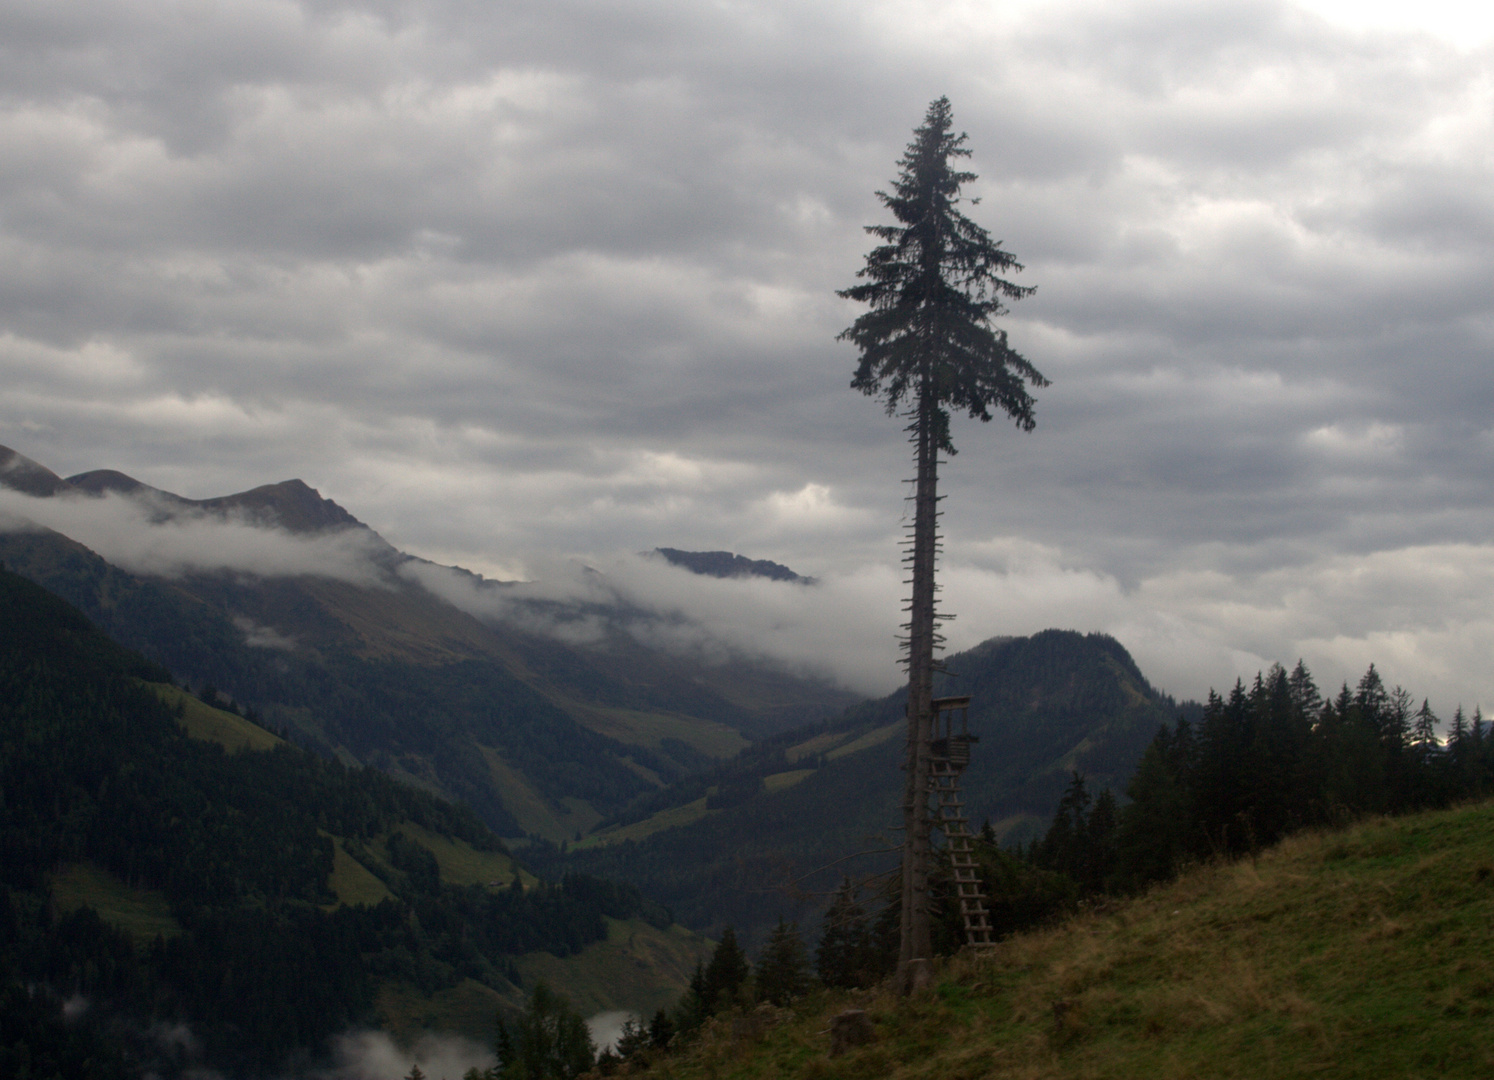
1,0 -> 1491,722
406,538 -> 1494,715
316,1029 -> 494,1080
585,1010 -> 637,1055
233,615 -> 298,650
0,488 -> 390,585
3,451 -> 1489,716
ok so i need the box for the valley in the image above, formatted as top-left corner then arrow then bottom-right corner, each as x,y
7,443 -> 1485,1080
0,444 -> 856,847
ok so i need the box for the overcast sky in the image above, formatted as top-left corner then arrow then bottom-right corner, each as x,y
2,0 -> 1492,709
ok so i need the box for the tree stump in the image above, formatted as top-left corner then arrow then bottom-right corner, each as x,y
828,1009 -> 875,1057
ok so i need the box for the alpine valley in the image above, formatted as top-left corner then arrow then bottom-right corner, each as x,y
0,444 -> 860,845
0,443 -> 1182,1074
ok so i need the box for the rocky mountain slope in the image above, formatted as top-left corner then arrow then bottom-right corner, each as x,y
0,444 -> 856,842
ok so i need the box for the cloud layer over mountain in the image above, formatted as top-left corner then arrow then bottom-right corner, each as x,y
1,0 -> 1491,707
0,486 -> 391,585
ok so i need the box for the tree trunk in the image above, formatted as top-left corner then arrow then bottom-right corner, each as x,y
897,376 -> 938,994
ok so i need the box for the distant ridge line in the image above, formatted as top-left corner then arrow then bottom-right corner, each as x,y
0,443 -> 363,536
653,547 -> 812,584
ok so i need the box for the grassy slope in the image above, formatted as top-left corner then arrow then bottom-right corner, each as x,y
480,745 -> 605,843
49,696 -> 284,942
580,797 -> 715,848
824,719 -> 901,761
378,918 -> 713,1045
327,838 -> 396,907
645,800 -> 1494,1080
514,918 -> 713,1017
153,682 -> 284,752
763,769 -> 815,793
560,702 -> 750,760
50,863 -> 182,943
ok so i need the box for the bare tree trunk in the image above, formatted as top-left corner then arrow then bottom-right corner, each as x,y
897,378 -> 938,995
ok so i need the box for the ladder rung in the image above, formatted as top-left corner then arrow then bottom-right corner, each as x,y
924,730 -> 992,948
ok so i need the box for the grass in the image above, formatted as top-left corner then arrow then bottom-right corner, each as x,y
564,704 -> 750,760
326,837 -> 396,907
826,719 -> 903,760
479,745 -> 601,843
393,822 -> 534,889
636,800 -> 1494,1080
151,682 -> 282,753
377,918 -> 712,1046
785,731 -> 852,763
763,768 -> 816,793
580,797 -> 714,848
325,819 -> 536,910
50,862 -> 181,943
514,917 -> 714,1018
326,824 -> 538,908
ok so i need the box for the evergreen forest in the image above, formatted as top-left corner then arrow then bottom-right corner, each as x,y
0,565 -> 665,1077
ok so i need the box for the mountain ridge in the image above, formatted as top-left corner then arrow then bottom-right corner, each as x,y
0,444 -> 858,843
533,628 -> 1178,944
653,547 -> 809,583
3,444 -> 369,537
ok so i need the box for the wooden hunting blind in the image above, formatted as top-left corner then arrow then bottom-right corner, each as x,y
929,695 -> 995,947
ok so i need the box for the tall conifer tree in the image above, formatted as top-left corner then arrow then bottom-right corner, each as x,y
838,97 -> 1046,992
701,926 -> 750,1011
755,918 -> 812,1006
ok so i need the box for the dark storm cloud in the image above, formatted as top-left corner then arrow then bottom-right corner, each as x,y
0,0 -> 1492,707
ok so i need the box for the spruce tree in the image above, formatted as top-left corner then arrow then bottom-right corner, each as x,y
1471,708 -> 1489,796
1287,659 -> 1323,717
838,95 -> 1046,993
1085,788 -> 1119,892
701,926 -> 749,1012
1038,771 -> 1092,879
613,1017 -> 649,1061
673,961 -> 708,1032
647,1008 -> 675,1050
1412,699 -> 1439,758
815,880 -> 873,988
497,982 -> 595,1080
755,918 -> 812,1006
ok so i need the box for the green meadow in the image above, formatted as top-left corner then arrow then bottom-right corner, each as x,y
640,800 -> 1494,1080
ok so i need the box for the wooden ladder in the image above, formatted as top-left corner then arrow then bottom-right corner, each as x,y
929,697 -> 995,948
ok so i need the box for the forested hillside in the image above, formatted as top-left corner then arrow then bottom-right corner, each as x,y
0,445 -> 856,844
0,565 -> 676,1077
536,630 -> 1177,943
1026,660 -> 1494,897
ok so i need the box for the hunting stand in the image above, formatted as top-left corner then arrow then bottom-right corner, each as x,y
929,695 -> 995,948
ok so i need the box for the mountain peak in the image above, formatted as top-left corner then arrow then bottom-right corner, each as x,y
64,469 -> 152,497
0,445 -> 72,498
196,479 -> 364,535
653,548 -> 808,583
10,442 -> 365,536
